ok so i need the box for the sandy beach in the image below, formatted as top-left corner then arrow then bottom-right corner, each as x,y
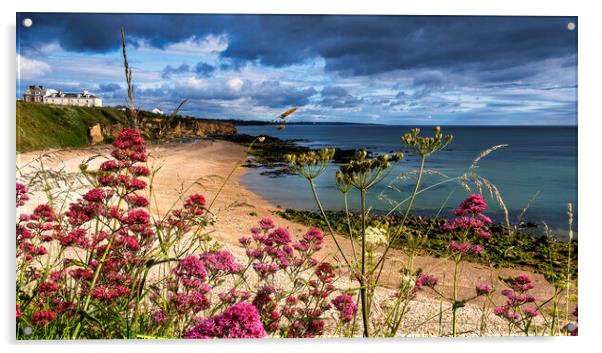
16,140 -> 566,327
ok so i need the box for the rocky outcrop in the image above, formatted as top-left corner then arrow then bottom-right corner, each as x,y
88,123 -> 104,144
94,116 -> 236,142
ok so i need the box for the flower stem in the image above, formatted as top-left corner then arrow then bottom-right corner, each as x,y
359,187 -> 369,337
373,155 -> 426,282
452,258 -> 460,337
308,178 -> 351,269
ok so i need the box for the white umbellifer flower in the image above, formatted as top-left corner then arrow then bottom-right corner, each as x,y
364,226 -> 389,246
400,274 -> 416,290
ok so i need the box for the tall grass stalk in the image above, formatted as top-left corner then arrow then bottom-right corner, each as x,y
565,203 -> 573,325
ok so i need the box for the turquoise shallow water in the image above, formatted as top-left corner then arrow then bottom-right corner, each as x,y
237,125 -> 578,238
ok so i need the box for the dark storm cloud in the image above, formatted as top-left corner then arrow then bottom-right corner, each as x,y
161,62 -> 215,79
17,14 -> 577,79
161,64 -> 190,79
194,62 -> 216,78
98,83 -> 121,92
320,86 -> 362,108
138,79 -> 317,109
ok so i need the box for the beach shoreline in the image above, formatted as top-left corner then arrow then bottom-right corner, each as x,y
16,140 -> 572,314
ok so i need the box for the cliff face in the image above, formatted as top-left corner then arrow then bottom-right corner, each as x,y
95,116 -> 237,143
16,101 -> 237,152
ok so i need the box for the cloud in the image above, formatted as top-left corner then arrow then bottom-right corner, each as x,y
15,13 -> 578,124
162,64 -> 191,79
161,62 -> 216,79
17,14 -> 577,79
194,62 -> 216,78
249,80 -> 317,108
17,54 -> 51,79
98,83 -> 121,92
162,34 -> 228,54
319,86 -> 362,108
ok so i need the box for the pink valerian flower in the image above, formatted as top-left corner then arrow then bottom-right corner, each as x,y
331,294 -> 357,323
315,262 -> 336,284
293,228 -> 324,252
453,193 -> 487,216
508,274 -> 535,292
99,159 -> 121,172
153,309 -> 168,325
37,281 -> 59,297
415,274 -> 438,289
184,193 -> 206,215
523,307 -> 539,318
169,285 -> 212,313
31,309 -> 57,326
124,194 -> 150,207
265,227 -> 292,246
494,274 -> 539,330
443,194 -> 492,260
493,305 -> 520,322
185,302 -> 266,339
16,304 -> 22,319
89,285 -> 131,302
200,250 -> 243,275
476,284 -> 493,296
121,209 -> 150,225
218,288 -> 252,305
252,262 -> 279,277
32,204 -> 57,222
82,188 -> 109,203
172,256 -> 208,288
16,182 -> 30,207
444,194 -> 491,233
252,285 -> 281,333
111,128 -> 147,163
129,165 -> 150,177
58,228 -> 89,248
449,240 -> 482,255
238,236 -> 252,246
259,217 -> 276,230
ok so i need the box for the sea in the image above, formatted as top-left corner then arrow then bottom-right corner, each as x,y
236,125 -> 578,239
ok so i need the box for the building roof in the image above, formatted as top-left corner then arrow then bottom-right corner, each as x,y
24,85 -> 100,99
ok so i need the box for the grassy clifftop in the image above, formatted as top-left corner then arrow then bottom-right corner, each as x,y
16,101 -> 129,152
16,102 -> 236,152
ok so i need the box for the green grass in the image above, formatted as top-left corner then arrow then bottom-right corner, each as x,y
277,208 -> 578,278
16,101 -> 128,152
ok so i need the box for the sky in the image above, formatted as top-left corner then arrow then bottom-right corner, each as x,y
16,13 -> 577,125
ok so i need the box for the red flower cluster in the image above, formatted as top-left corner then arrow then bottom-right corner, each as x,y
494,274 -> 539,329
443,194 -> 493,258
16,182 -> 30,207
184,302 -> 266,339
331,294 -> 358,323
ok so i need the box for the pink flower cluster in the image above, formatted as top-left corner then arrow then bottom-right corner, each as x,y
280,262 -> 338,338
16,128 -> 164,331
200,250 -> 243,278
331,294 -> 358,323
494,274 -> 539,327
240,219 -> 324,279
443,194 -> 492,258
184,302 -> 266,339
449,240 -> 482,255
415,274 -> 438,290
443,194 -> 492,240
16,182 -> 30,207
475,284 -> 493,296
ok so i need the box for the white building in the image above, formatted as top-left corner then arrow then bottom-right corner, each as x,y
23,85 -> 103,107
151,107 -> 164,115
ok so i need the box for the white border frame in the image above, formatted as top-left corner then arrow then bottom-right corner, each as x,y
3,1 -> 599,352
